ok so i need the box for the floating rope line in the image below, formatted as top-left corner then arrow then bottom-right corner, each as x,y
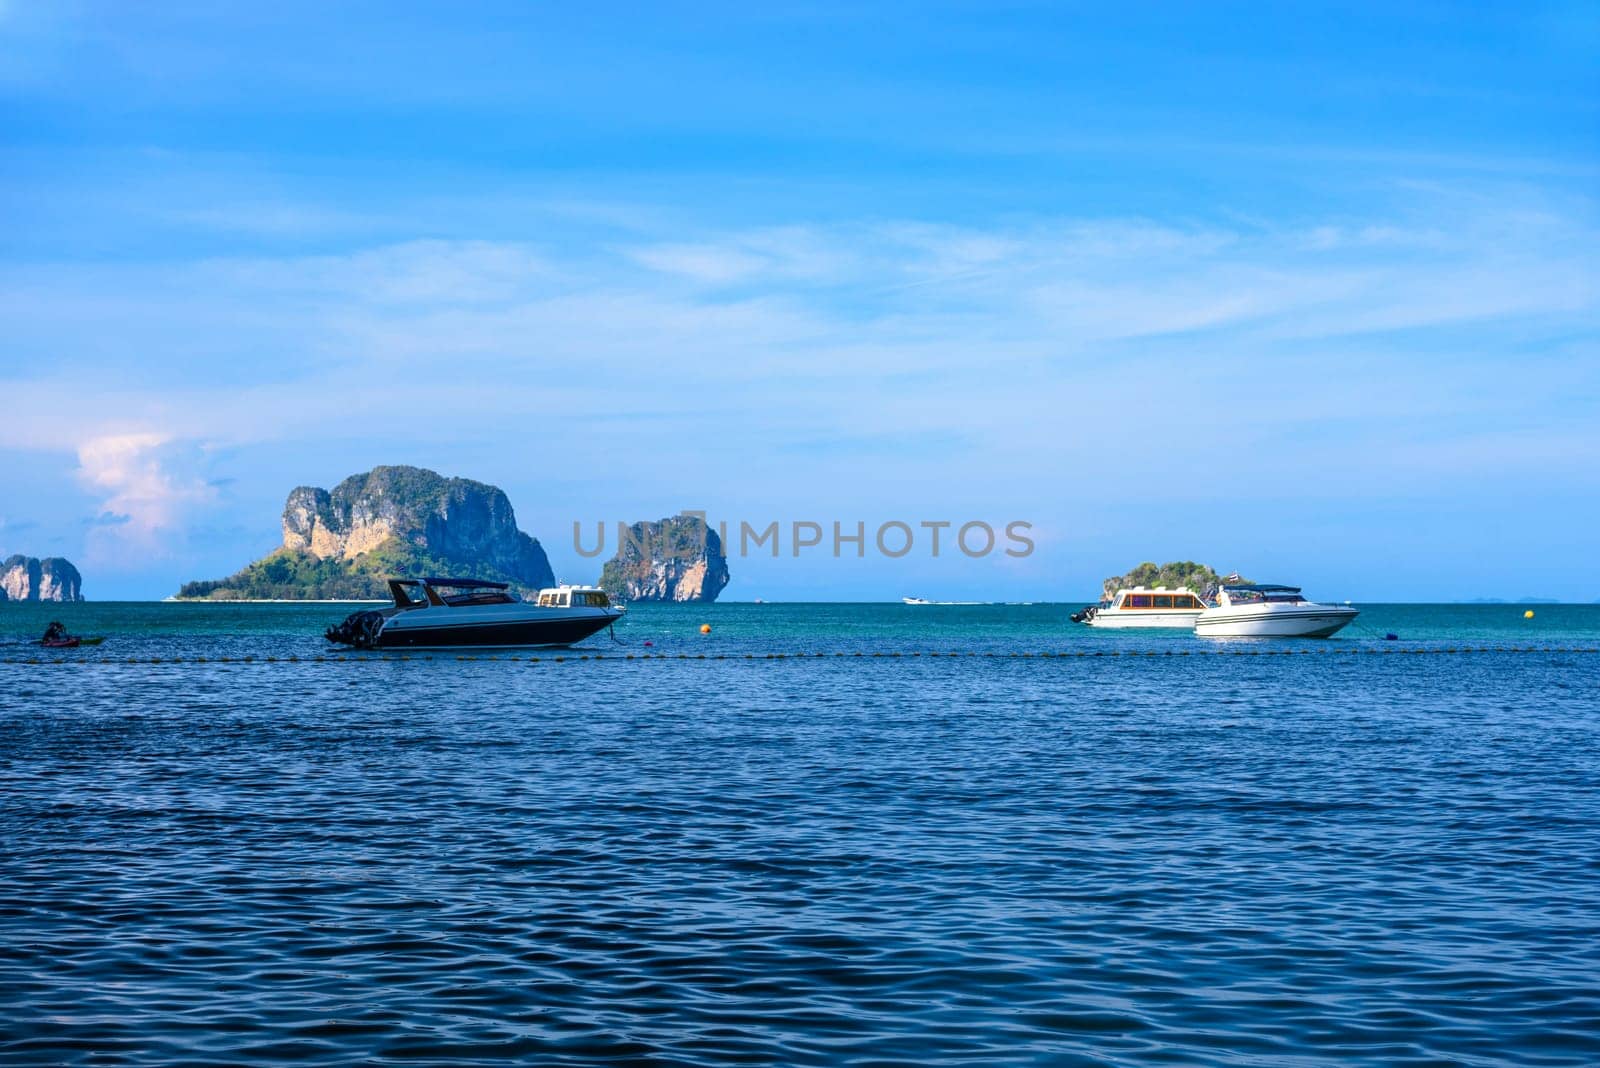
2,646 -> 1596,666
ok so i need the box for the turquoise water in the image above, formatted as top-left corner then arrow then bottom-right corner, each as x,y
2,602 -> 1598,1065
3,601 -> 1598,657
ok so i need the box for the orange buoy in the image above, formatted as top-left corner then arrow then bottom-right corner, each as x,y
700,624 -> 712,634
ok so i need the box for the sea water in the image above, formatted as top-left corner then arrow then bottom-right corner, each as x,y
2,603 -> 1597,1065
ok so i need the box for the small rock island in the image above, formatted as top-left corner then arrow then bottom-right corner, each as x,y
600,515 -> 730,603
179,466 -> 556,600
0,556 -> 84,602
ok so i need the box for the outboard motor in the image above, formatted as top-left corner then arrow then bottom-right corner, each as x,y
325,609 -> 386,649
1069,606 -> 1097,624
324,613 -> 354,646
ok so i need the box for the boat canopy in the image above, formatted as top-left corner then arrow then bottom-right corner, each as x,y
388,576 -> 516,608
1221,583 -> 1302,593
422,577 -> 509,589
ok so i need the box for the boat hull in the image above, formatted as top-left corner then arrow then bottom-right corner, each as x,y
373,613 -> 618,649
1084,610 -> 1205,629
1194,606 -> 1357,638
328,603 -> 623,650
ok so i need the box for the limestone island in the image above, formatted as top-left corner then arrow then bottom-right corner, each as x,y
1,555 -> 84,602
599,514 -> 730,603
178,466 -> 555,600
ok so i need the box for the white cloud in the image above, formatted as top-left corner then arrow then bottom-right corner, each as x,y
74,433 -> 219,564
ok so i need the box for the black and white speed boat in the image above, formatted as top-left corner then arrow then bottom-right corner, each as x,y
325,577 -> 624,650
1193,583 -> 1356,638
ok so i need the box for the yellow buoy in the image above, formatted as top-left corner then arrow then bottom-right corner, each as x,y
1524,610 -> 1535,619
700,623 -> 712,634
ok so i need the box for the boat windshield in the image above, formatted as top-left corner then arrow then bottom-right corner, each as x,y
1225,586 -> 1305,604
390,581 -> 427,608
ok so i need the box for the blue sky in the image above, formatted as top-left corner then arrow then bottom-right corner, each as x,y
2,2 -> 1597,601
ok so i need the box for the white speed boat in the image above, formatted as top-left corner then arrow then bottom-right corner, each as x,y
1071,586 -> 1208,628
326,577 -> 623,649
1193,583 -> 1356,638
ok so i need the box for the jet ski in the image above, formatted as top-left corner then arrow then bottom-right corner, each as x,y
36,622 -> 102,648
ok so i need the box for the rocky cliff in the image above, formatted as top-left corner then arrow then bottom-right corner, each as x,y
179,466 -> 556,600
1102,561 -> 1239,601
0,556 -> 84,602
599,515 -> 730,603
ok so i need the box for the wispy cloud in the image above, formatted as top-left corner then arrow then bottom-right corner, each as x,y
2,186 -> 1595,543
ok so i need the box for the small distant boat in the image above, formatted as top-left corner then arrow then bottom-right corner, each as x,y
1194,583 -> 1356,638
326,577 -> 624,649
902,596 -> 984,606
1071,587 -> 1208,629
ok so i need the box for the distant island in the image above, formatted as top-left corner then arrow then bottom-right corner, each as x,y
178,466 -> 556,600
1101,561 -> 1237,601
1,555 -> 83,602
599,514 -> 730,603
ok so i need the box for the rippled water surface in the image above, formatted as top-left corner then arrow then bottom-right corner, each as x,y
3,604 -> 1598,1065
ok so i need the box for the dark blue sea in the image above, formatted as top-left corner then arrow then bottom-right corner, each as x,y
3,603 -> 1598,1066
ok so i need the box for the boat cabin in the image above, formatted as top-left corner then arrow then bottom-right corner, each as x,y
1107,586 -> 1207,610
1073,584 -> 1209,627
536,585 -> 613,608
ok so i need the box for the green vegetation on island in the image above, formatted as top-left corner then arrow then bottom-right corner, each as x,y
1102,561 -> 1240,601
176,542 -> 542,601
